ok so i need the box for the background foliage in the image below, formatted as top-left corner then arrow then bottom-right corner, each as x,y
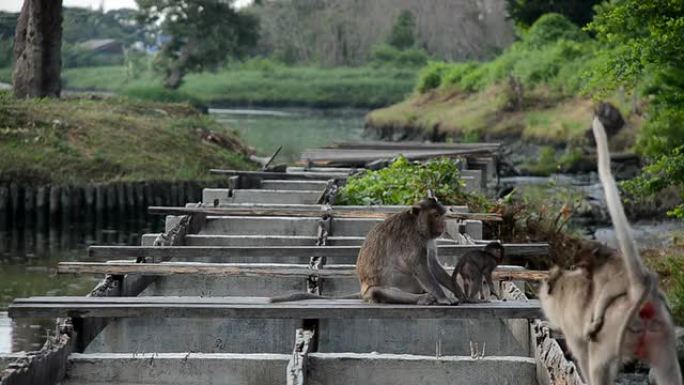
136,0 -> 259,89
586,0 -> 684,217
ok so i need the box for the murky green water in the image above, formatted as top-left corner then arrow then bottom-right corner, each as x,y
0,217 -> 163,352
211,107 -> 366,163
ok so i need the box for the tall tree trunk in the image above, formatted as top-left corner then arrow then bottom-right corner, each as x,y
12,0 -> 63,98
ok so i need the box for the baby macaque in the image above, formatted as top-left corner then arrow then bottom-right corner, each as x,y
451,242 -> 504,302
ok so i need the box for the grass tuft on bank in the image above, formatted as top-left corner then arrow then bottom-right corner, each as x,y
0,92 -> 254,185
0,63 -> 418,108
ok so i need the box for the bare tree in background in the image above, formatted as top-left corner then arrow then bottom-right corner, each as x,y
12,0 -> 63,98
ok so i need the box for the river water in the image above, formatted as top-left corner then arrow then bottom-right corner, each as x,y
211,107 -> 366,163
0,107 -> 366,353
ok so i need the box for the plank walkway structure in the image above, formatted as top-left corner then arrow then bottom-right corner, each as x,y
1,142 -> 583,385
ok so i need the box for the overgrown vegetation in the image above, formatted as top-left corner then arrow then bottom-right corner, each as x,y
415,14 -> 594,96
585,0 -> 684,218
0,92 -> 253,185
1,62 -> 416,108
504,0 -> 601,28
644,245 -> 684,324
368,14 -> 602,143
337,156 -> 488,209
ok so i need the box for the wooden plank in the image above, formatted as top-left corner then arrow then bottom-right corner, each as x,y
9,296 -> 542,320
58,262 -> 357,277
58,262 -> 549,281
147,206 -> 502,221
194,203 -> 469,213
287,329 -> 313,385
327,141 -> 502,151
88,244 -> 550,259
209,169 -> 349,180
299,149 -> 494,163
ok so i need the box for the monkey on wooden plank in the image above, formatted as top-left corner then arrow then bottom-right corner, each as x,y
451,241 -> 504,302
538,117 -> 682,385
270,197 -> 467,304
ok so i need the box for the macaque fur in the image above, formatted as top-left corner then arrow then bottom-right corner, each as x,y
270,197 -> 466,305
451,242 -> 504,301
357,197 -> 467,305
539,117 -> 682,385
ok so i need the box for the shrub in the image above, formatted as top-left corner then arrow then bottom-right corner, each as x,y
441,63 -> 478,87
337,156 -> 489,209
387,10 -> 417,50
370,44 -> 428,68
416,61 -> 450,93
523,13 -> 587,49
413,13 -> 593,96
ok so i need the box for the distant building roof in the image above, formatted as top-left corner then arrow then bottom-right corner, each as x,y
78,38 -> 123,53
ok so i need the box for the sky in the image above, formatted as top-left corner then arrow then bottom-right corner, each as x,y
0,0 -> 253,12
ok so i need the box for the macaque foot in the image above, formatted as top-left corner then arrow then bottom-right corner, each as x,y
465,298 -> 487,304
417,293 -> 438,305
417,294 -> 456,305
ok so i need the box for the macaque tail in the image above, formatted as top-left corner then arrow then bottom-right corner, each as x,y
268,292 -> 360,303
592,116 -> 648,296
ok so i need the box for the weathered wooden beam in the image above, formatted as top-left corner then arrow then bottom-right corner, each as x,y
9,296 -> 542,320
147,206 -> 502,221
58,262 -> 357,278
88,244 -> 550,259
57,262 -> 549,281
196,203 -> 470,213
532,320 -> 584,385
299,149 -> 494,163
209,169 -> 349,180
0,320 -> 75,385
327,141 -> 502,151
287,329 -> 314,385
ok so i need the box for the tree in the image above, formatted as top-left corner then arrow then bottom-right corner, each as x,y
12,0 -> 63,98
505,0 -> 602,28
62,7 -> 142,45
587,0 -> 684,217
137,0 -> 258,89
387,9 -> 416,50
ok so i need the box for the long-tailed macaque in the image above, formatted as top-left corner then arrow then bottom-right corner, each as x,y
270,197 -> 467,304
357,197 -> 466,304
538,117 -> 682,385
452,242 -> 504,302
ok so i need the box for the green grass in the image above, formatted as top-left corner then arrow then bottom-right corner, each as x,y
367,85 -> 597,143
0,92 -> 254,185
1,64 -> 418,108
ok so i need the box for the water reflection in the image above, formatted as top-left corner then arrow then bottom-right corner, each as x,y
211,107 -> 366,163
0,215 -> 164,353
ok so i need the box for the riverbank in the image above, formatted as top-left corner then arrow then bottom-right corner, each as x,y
366,85 -> 611,143
0,93 -> 255,186
0,64 -> 417,108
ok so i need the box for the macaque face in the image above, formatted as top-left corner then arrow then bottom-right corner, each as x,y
429,209 -> 446,236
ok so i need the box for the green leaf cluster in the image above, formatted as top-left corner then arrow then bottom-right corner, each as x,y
622,146 -> 684,218
337,156 -> 489,209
